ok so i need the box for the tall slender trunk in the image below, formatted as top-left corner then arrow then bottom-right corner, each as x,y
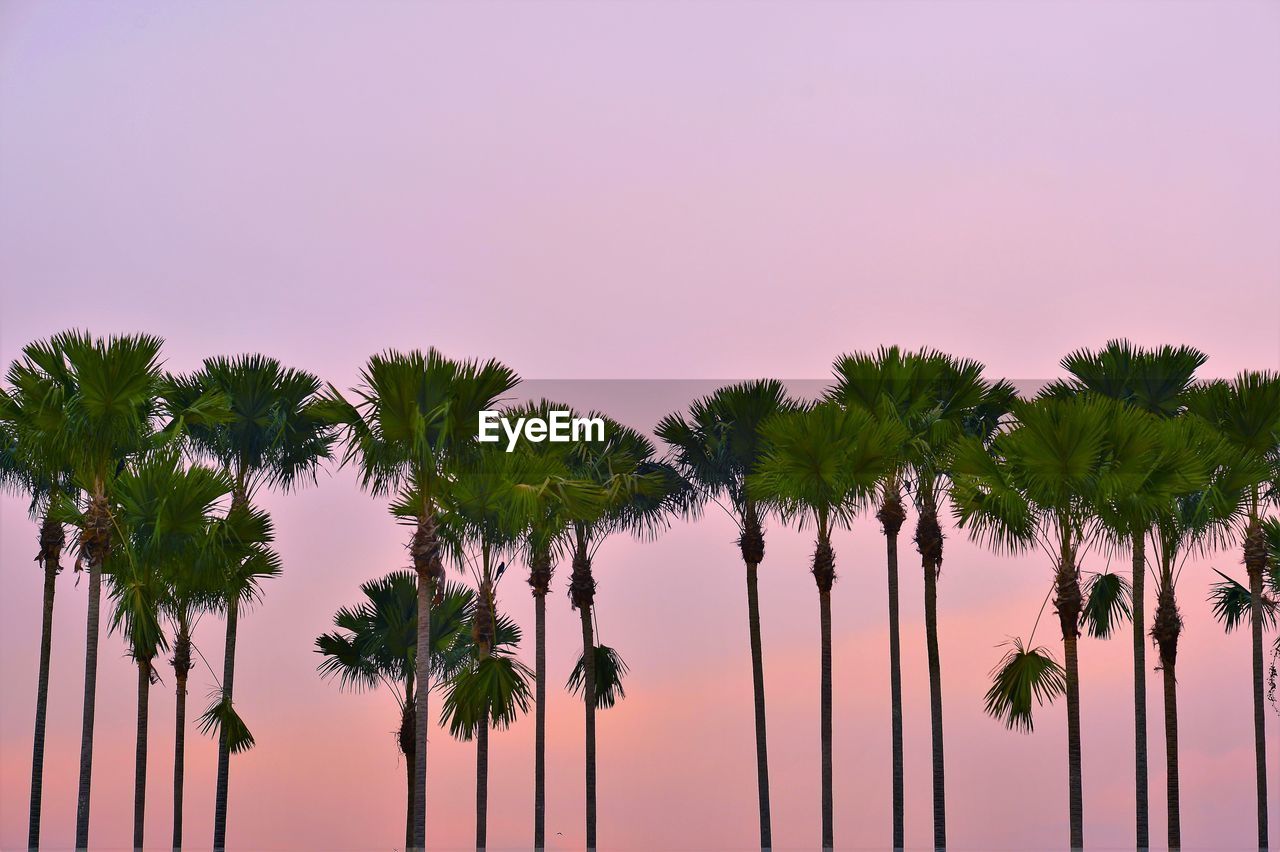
1248,566 -> 1269,849
1131,532 -> 1148,850
171,615 -> 192,851
1162,658 -> 1180,849
813,533 -> 835,851
570,540 -> 597,851
476,710 -> 490,850
533,591 -> 547,850
878,491 -> 905,850
213,595 -> 238,851
1153,582 -> 1182,850
400,682 -> 416,852
173,670 -> 188,851
1064,634 -> 1083,850
745,563 -> 772,850
75,491 -> 110,850
740,505 -> 771,851
580,606 -> 597,851
411,513 -> 442,852
404,743 -> 414,852
915,498 -> 947,850
29,516 -> 62,852
1056,544 -> 1084,851
413,575 -> 430,851
134,658 -> 151,851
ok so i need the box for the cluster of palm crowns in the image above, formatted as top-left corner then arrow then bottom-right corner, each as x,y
3,331 -> 1277,852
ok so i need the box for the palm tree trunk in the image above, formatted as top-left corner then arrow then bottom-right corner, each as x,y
28,516 -> 61,852
405,743 -> 415,852
739,504 -> 771,851
923,544 -> 946,850
819,585 -> 833,852
1064,633 -> 1084,850
1162,656 -> 1180,849
1248,564 -> 1269,849
213,595 -> 238,851
813,532 -> 835,852
570,540 -> 598,851
745,561 -> 772,851
410,511 -> 442,852
476,710 -> 490,850
580,604 -> 597,851
879,492 -> 905,851
1131,532 -> 1148,850
916,500 -> 946,851
173,668 -> 188,851
534,590 -> 547,850
134,658 -> 151,851
413,573 -> 432,852
74,537 -> 106,849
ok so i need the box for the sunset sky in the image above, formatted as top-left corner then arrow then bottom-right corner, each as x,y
2,1 -> 1278,849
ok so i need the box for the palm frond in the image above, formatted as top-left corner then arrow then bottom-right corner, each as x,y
198,692 -> 256,754
1080,570 -> 1132,639
984,638 -> 1066,733
566,644 -> 630,709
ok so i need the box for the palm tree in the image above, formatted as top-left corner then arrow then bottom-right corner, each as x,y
0,363 -> 76,852
826,348 -> 926,849
317,574 -> 476,851
324,349 -> 517,850
953,394 -> 1158,849
5,331 -> 223,850
1188,370 -> 1280,849
560,414 -> 688,850
439,586 -> 533,852
106,452 -> 233,850
168,354 -> 334,851
167,518 -> 228,852
1059,340 -> 1206,848
501,401 -> 606,851
827,348 -> 1013,848
749,402 -> 906,850
1132,419 -> 1243,849
657,379 -> 796,851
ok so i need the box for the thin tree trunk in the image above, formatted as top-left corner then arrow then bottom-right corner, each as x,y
413,574 -> 432,851
173,670 -> 187,851
885,530 -> 904,850
923,547 -> 945,850
745,561 -> 772,850
1132,532 -> 1148,850
29,524 -> 59,852
819,587 -> 833,851
916,500 -> 946,851
411,513 -> 440,852
74,554 -> 103,850
1064,633 -> 1084,850
476,710 -> 489,850
580,605 -> 597,851
1162,657 -> 1180,849
1248,565 -> 1269,849
405,742 -> 414,852
213,595 -> 238,851
134,658 -> 151,851
534,591 -> 547,850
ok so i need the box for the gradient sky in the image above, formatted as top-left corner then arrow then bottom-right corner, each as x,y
2,2 -> 1279,850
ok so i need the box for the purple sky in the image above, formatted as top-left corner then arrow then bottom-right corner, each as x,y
2,2 -> 1278,849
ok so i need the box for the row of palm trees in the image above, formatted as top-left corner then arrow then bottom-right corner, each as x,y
4,332 -> 1277,851
3,335 -> 334,852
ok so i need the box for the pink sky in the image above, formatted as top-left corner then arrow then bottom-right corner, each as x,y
2,1 -> 1278,849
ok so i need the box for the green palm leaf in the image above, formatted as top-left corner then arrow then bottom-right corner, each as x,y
567,644 -> 630,709
984,638 -> 1066,733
